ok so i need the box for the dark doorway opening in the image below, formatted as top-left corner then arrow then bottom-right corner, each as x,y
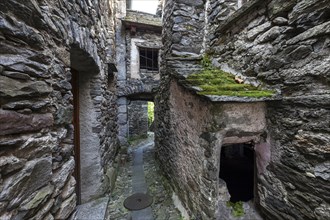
71,69 -> 81,204
219,143 -> 254,202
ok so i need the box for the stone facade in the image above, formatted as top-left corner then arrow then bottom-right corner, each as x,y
117,9 -> 161,144
156,0 -> 330,219
0,0 -> 118,219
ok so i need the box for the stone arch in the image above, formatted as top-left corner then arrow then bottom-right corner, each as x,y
70,44 -> 105,204
118,80 -> 158,100
117,81 -> 158,144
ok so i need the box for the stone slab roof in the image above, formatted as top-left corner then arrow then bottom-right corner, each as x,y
122,10 -> 162,31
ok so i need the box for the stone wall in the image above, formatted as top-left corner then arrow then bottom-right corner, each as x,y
117,9 -> 161,145
209,0 -> 330,219
0,0 -> 118,219
155,1 -> 211,218
157,79 -> 268,219
156,0 -> 330,219
128,100 -> 148,138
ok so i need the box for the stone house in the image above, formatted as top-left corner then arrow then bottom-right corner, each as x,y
116,6 -> 162,144
155,0 -> 330,219
0,0 -> 118,219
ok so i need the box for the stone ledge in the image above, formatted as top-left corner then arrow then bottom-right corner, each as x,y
74,197 -> 109,220
176,77 -> 282,103
122,10 -> 162,32
203,94 -> 282,102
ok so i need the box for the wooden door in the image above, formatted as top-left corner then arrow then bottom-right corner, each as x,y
71,69 -> 81,204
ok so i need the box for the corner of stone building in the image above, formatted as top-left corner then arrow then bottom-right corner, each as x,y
0,0 -> 118,219
156,0 -> 330,219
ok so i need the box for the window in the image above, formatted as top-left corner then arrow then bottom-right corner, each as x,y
139,47 -> 159,71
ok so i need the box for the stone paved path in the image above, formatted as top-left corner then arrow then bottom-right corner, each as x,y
106,135 -> 181,220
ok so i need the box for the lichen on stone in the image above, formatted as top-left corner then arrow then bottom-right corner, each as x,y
186,57 -> 275,98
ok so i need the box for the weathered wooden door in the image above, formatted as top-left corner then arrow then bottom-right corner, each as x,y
71,69 -> 81,204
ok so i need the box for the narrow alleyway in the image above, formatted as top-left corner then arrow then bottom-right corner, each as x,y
105,134 -> 181,220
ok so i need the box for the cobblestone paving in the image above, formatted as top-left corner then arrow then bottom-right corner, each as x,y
106,135 -> 181,220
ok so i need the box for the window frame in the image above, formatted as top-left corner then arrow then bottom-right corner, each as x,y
139,47 -> 159,72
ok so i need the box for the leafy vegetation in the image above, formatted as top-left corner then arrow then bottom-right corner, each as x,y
186,56 -> 274,98
226,201 -> 245,217
148,102 -> 154,127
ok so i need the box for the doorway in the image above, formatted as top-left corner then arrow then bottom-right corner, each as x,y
219,143 -> 255,202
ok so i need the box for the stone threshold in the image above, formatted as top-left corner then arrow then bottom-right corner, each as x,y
74,197 -> 109,220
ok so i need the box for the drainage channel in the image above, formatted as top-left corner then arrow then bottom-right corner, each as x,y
125,144 -> 154,220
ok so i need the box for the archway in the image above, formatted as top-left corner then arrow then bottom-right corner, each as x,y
126,93 -> 155,142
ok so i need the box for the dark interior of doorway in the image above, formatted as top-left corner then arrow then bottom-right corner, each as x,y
219,143 -> 254,202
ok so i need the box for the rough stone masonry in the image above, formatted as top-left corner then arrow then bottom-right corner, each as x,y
117,8 -> 162,144
1,0 -> 330,219
0,0 -> 118,219
155,0 -> 330,219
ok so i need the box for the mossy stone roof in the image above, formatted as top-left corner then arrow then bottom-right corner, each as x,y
184,67 -> 279,102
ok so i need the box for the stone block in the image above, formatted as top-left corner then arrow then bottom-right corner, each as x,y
0,75 -> 52,99
247,22 -> 271,40
55,194 -> 76,220
0,157 -> 52,209
118,105 -> 127,113
75,197 -> 109,220
30,198 -> 55,220
60,176 -> 76,200
54,105 -> 73,125
117,97 -> 127,105
52,157 -> 75,196
0,155 -> 26,175
3,99 -> 51,110
268,0 -> 296,19
20,184 -> 54,211
2,71 -> 32,80
314,162 -> 330,181
0,110 -> 54,136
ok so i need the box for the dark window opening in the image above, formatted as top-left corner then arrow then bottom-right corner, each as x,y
139,47 -> 159,71
219,143 -> 254,202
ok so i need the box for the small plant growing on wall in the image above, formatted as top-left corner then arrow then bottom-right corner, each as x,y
201,54 -> 212,70
226,201 -> 245,217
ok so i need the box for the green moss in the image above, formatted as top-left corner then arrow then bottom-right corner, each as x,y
187,67 -> 274,98
201,54 -> 212,69
226,201 -> 245,217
